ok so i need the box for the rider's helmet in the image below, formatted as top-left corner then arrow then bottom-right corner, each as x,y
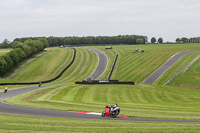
113,104 -> 118,107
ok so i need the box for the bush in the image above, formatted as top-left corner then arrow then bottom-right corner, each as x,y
0,57 -> 7,76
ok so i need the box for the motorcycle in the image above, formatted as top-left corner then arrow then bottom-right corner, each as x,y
101,104 -> 120,118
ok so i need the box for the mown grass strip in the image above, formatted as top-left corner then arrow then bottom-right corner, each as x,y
1,114 -> 200,132
12,48 -> 72,82
155,52 -> 200,86
6,84 -> 200,120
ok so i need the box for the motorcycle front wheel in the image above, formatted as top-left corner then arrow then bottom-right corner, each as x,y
101,110 -> 106,117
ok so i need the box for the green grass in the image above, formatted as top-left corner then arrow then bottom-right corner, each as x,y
1,47 -> 98,84
1,114 -> 200,133
155,52 -> 200,86
91,47 -> 116,80
2,44 -> 200,132
11,48 -> 73,82
50,47 -> 98,84
0,48 -> 12,56
6,84 -> 200,120
94,44 -> 200,83
168,57 -> 200,89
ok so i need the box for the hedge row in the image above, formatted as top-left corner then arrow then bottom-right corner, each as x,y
14,35 -> 148,47
0,38 -> 49,77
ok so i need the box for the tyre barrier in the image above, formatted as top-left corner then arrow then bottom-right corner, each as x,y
0,48 -> 76,85
75,80 -> 134,85
108,54 -> 118,80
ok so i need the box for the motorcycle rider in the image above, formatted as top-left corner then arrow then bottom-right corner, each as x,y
102,104 -> 120,118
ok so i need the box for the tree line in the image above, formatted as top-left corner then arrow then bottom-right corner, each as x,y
176,37 -> 200,43
0,38 -> 49,76
0,39 -> 11,48
13,35 -> 147,47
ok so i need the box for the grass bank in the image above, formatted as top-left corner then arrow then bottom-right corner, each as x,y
6,84 -> 200,120
92,44 -> 200,83
0,113 -> 200,133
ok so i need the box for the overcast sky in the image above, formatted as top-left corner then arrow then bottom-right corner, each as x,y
0,0 -> 200,42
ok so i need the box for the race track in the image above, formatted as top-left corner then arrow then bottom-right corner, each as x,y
87,48 -> 108,80
1,49 -> 200,122
1,86 -> 200,122
142,50 -> 200,84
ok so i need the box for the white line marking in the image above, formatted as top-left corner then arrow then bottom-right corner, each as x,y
86,112 -> 101,115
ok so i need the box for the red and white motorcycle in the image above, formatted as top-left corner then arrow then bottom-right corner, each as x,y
101,104 -> 120,118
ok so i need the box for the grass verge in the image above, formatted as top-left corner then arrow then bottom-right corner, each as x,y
6,84 -> 200,120
0,113 -> 200,132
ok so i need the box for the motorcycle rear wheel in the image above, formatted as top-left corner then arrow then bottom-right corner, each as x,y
110,110 -> 119,118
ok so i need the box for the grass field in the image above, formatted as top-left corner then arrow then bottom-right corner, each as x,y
1,114 -> 200,133
1,44 -> 200,132
0,48 -> 12,56
168,56 -> 200,89
95,44 -> 200,83
155,52 -> 200,87
51,47 -> 98,84
6,83 -> 200,120
11,48 -> 73,82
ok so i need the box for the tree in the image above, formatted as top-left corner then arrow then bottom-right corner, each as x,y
151,37 -> 156,44
0,57 -> 7,76
176,38 -> 181,43
136,39 -> 144,44
15,42 -> 24,49
9,50 -> 19,65
37,38 -> 49,49
47,36 -> 58,47
24,39 -> 37,54
34,40 -> 44,51
158,38 -> 163,44
23,44 -> 32,57
0,39 -> 11,48
11,41 -> 23,48
15,48 -> 26,61
2,54 -> 13,71
181,37 -> 188,43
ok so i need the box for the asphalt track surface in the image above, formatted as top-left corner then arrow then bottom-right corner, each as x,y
0,49 -> 200,122
87,48 -> 108,80
142,50 -> 200,84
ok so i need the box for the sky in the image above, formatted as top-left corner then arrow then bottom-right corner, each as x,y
0,0 -> 200,42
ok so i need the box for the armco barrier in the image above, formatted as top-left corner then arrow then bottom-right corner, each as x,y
75,80 -> 134,85
0,48 -> 76,85
108,54 -> 118,80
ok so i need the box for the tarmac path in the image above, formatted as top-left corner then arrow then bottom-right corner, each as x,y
142,50 -> 200,84
87,48 -> 108,80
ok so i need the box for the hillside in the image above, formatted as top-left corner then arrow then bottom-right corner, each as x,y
94,44 -> 200,83
3,43 -> 200,120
